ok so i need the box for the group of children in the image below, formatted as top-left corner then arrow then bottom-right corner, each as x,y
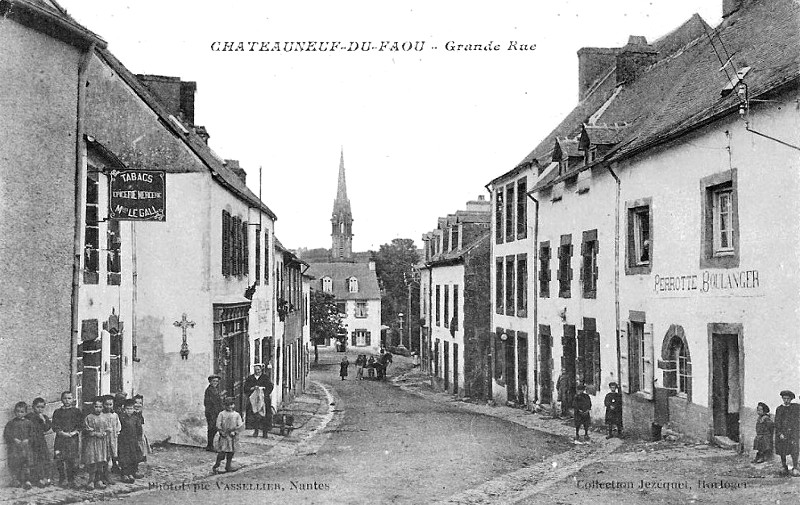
4,391 -> 147,490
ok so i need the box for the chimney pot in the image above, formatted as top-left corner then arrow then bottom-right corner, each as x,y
577,47 -> 619,101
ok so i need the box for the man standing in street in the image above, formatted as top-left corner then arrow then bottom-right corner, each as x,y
204,375 -> 223,451
244,364 -> 274,438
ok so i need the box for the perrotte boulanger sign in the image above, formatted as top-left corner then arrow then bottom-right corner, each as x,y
109,169 -> 166,221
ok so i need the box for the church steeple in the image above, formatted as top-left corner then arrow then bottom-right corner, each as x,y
331,148 -> 353,260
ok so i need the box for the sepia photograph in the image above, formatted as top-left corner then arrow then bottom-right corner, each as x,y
1,0 -> 799,503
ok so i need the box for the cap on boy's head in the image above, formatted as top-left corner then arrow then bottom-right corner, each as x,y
123,399 -> 136,408
757,402 -> 770,414
609,382 -> 618,388
32,397 -> 46,407
780,390 -> 796,400
208,374 -> 221,381
14,401 -> 27,411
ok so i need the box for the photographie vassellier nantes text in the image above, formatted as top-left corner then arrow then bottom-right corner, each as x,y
148,480 -> 330,493
209,40 -> 536,52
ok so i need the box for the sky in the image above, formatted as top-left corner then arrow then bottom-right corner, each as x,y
60,0 -> 722,251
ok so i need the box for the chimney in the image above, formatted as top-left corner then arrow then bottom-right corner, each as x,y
224,159 -> 247,184
465,195 -> 491,212
722,0 -> 743,18
136,74 -> 197,125
194,125 -> 210,144
615,36 -> 658,85
577,47 -> 619,101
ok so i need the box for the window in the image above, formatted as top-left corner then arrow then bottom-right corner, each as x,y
336,301 -> 346,315
619,316 -> 653,397
435,285 -> 441,326
322,277 -> 333,293
264,233 -> 270,284
581,230 -> 598,299
505,256 -> 515,316
517,178 -> 527,239
442,226 -> 450,252
505,184 -> 515,242
577,318 -> 600,390
84,174 -> 99,284
451,225 -> 460,251
495,189 -> 504,244
348,277 -> 359,293
452,285 -> 459,331
701,170 -> 739,268
538,242 -> 551,298
353,329 -> 371,346
677,342 -> 691,398
222,210 -> 248,278
443,285 -> 450,328
107,218 -> 121,285
661,327 -> 692,400
254,228 -> 261,285
556,235 -> 573,298
495,258 -> 504,314
625,198 -> 652,275
516,254 -> 527,317
355,301 -> 367,318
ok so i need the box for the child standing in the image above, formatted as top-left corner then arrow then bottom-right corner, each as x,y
775,390 -> 800,476
355,355 -> 366,380
83,398 -> 110,490
574,384 -> 592,443
101,396 -> 121,479
25,398 -> 52,487
604,382 -> 623,439
212,397 -> 244,474
3,402 -> 33,489
52,391 -> 82,488
752,402 -> 774,463
133,394 -> 148,465
117,400 -> 143,483
367,356 -> 376,378
339,356 -> 349,380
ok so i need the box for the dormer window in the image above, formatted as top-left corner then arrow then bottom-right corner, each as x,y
559,158 -> 569,175
347,277 -> 359,293
322,276 -> 332,293
451,225 -> 460,251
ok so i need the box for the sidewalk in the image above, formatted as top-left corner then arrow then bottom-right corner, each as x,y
0,381 -> 333,505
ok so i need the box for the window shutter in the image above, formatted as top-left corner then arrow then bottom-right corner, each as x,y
593,241 -> 599,281
685,361 -> 692,401
592,331 -> 601,388
364,302 -> 368,317
222,211 -> 230,276
643,323 -> 654,398
243,222 -> 249,276
568,245 -> 574,280
619,322 -> 630,393
365,332 -> 371,346
576,330 -> 586,386
351,332 -> 356,346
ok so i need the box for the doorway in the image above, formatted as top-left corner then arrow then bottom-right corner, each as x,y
505,331 -> 516,403
711,332 -> 741,441
517,333 -> 528,406
561,325 -> 576,410
444,341 -> 450,391
539,325 -> 552,403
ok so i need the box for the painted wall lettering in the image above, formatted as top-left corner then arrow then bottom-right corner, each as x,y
653,270 -> 760,294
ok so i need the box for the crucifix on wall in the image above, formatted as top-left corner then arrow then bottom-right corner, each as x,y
174,313 -> 195,360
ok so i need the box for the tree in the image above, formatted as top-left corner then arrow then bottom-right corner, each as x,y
371,238 -> 420,350
310,290 -> 344,363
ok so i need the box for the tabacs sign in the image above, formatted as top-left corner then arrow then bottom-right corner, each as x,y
109,169 -> 166,221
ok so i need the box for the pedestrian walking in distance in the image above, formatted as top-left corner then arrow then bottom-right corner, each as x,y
774,390 -> 800,476
212,397 -> 244,474
604,382 -> 623,439
52,391 -> 82,488
574,384 -> 592,443
340,356 -> 350,380
752,402 -> 774,463
204,374 -> 224,451
3,401 -> 33,489
26,397 -> 53,487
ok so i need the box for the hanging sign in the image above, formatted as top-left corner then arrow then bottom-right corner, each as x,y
108,169 -> 166,221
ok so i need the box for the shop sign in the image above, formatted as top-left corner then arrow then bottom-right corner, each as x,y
108,169 -> 166,221
653,270 -> 760,294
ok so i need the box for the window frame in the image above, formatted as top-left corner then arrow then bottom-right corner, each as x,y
700,169 -> 739,269
354,301 -> 368,318
435,284 -> 441,326
625,197 -> 653,275
505,184 -> 515,243
581,229 -> 598,299
516,254 -> 527,317
516,177 -> 527,240
538,242 -> 550,298
452,285 -> 459,331
495,257 -> 504,314
505,255 -> 515,316
556,234 -> 572,299
443,284 -> 450,328
495,188 -> 504,244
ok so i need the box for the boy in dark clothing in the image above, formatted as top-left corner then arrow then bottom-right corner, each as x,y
52,391 -> 82,488
574,384 -> 592,443
4,402 -> 33,489
775,390 -> 800,476
26,398 -> 52,487
604,382 -> 623,438
204,375 -> 223,451
117,400 -> 143,483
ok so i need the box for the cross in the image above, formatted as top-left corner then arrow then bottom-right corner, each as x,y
174,313 -> 195,359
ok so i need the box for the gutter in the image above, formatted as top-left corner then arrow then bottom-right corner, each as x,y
526,191 -> 539,405
605,163 -> 622,390
70,43 -> 96,394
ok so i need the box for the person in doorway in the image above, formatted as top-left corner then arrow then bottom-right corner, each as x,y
604,382 -> 623,439
26,398 -> 52,487
4,401 -> 33,489
52,391 -> 82,488
775,390 -> 800,476
556,371 -> 574,419
244,364 -> 273,438
212,397 -> 244,474
204,375 -> 224,451
752,402 -> 774,463
574,384 -> 592,443
340,356 -> 350,380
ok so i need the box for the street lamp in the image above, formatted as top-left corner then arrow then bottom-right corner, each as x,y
397,312 -> 405,349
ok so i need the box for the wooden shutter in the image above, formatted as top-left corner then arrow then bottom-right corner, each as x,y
576,329 -> 586,386
222,210 -> 230,276
365,331 -> 371,346
593,240 -> 599,282
643,323 -> 654,398
351,332 -> 356,346
592,331 -> 601,389
619,322 -> 630,393
243,222 -> 249,276
567,244 -> 574,281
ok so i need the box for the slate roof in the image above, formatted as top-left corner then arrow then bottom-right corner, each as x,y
9,0 -> 106,49
427,230 -> 490,267
581,123 -> 629,146
306,262 -> 381,301
525,0 -> 798,192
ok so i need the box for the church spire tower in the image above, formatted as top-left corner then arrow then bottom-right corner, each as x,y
331,147 -> 353,260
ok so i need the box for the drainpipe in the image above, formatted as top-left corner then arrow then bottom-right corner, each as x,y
526,191 -> 539,405
605,163 -> 622,387
484,182 -> 493,399
70,44 -> 96,395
